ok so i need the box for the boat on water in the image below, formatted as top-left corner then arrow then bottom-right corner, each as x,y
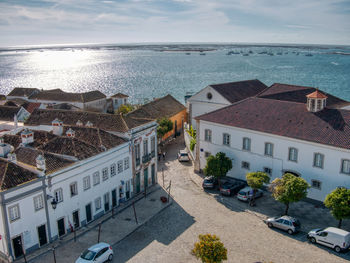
186,53 -> 191,55
258,51 -> 267,54
277,52 -> 282,55
242,53 -> 249,56
200,53 -> 206,55
268,52 -> 274,56
305,53 -> 313,57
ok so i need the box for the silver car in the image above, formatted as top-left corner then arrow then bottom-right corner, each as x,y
266,216 -> 301,235
237,187 -> 263,202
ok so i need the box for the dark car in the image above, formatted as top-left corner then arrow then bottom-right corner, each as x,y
220,181 -> 246,196
202,176 -> 218,189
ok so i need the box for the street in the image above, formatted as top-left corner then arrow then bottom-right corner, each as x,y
112,137 -> 350,263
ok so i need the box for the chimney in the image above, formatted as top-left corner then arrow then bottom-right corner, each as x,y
7,153 -> 17,163
66,128 -> 75,138
52,118 -> 63,136
21,129 -> 34,145
76,120 -> 83,126
36,154 -> 46,171
85,121 -> 93,127
306,89 -> 328,112
0,143 -> 12,158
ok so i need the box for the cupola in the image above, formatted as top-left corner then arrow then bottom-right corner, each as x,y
306,89 -> 327,112
76,120 -> 83,126
36,154 -> 46,171
52,118 -> 63,136
86,121 -> 93,127
66,128 -> 75,138
21,129 -> 34,145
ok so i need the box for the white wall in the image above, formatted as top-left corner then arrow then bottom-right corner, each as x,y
188,86 -> 230,129
198,120 -> 350,202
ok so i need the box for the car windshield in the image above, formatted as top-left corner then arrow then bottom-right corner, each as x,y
316,228 -> 324,233
238,191 -> 246,195
222,183 -> 231,188
204,179 -> 212,183
180,153 -> 188,156
81,249 -> 97,260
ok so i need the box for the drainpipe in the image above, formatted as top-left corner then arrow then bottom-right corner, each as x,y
0,192 -> 13,262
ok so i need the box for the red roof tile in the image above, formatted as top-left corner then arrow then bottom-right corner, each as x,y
306,90 -> 328,99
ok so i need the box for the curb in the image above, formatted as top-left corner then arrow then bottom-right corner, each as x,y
18,185 -> 163,263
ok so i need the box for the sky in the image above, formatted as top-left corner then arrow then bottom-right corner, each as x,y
0,0 -> 350,47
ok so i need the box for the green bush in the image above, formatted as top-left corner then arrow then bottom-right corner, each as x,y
190,138 -> 196,151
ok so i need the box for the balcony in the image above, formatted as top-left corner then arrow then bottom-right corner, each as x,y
142,153 -> 153,164
151,151 -> 155,158
136,158 -> 140,166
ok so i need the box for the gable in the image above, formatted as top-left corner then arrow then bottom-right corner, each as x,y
187,86 -> 231,105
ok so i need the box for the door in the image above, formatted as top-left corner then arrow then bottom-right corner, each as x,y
95,247 -> 108,263
72,210 -> 80,229
112,189 -> 117,207
151,164 -> 155,185
144,168 -> 148,188
57,218 -> 65,237
136,172 -> 140,193
317,232 -> 333,248
85,204 -> 92,223
37,224 -> 47,246
12,236 -> 23,259
104,193 -> 110,212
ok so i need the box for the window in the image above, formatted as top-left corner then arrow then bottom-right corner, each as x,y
110,164 -> 116,176
9,204 -> 20,222
313,153 -> 324,168
341,159 -> 350,174
117,160 -> 123,173
311,180 -> 321,190
204,152 -> 211,158
95,197 -> 101,211
70,182 -> 78,197
102,168 -> 108,181
124,157 -> 129,170
83,176 -> 91,190
34,195 -> 44,211
143,139 -> 148,156
204,129 -> 212,142
135,144 -> 140,165
288,147 -> 298,162
93,172 -> 100,185
264,142 -> 273,157
242,137 -> 251,151
242,161 -> 250,170
317,100 -> 322,110
207,92 -> 212,100
54,188 -> 63,203
223,133 -> 230,146
264,167 -> 272,175
151,137 -> 155,154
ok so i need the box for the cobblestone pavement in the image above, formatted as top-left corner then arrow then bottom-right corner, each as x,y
112,136 -> 350,263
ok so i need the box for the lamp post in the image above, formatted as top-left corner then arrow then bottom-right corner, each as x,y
51,199 -> 57,210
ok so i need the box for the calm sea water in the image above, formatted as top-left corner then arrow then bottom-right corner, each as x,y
0,44 -> 349,103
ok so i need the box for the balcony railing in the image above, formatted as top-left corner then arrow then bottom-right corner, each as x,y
142,153 -> 153,164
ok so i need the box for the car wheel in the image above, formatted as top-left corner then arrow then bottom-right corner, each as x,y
287,229 -> 293,235
267,222 -> 273,228
108,253 -> 113,261
334,246 -> 341,253
310,237 -> 316,243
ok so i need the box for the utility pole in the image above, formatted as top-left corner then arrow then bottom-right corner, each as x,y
51,245 -> 57,263
162,168 -> 164,187
167,180 -> 172,203
132,201 -> 138,224
97,223 -> 102,243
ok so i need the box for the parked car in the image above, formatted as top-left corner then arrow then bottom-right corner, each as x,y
220,181 -> 246,196
307,227 -> 350,253
75,242 -> 113,263
237,187 -> 263,201
266,216 -> 301,234
178,150 -> 190,162
202,176 -> 218,189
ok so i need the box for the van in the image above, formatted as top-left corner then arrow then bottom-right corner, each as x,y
307,227 -> 350,252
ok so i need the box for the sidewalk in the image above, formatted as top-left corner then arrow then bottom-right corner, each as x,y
17,185 -> 172,263
189,170 -> 350,233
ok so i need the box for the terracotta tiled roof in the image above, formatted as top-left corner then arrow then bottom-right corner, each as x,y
52,103 -> 81,111
15,147 -> 74,174
4,98 -> 28,107
111,93 -> 129,98
258,83 -> 349,108
197,97 -> 350,150
7,87 -> 39,97
208,79 -> 268,103
306,90 -> 328,99
25,109 -> 153,132
127,94 -> 185,120
0,159 -> 38,191
29,90 -> 106,103
23,102 -> 41,113
0,106 -> 21,121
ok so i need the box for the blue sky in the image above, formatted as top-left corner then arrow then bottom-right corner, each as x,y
0,0 -> 350,46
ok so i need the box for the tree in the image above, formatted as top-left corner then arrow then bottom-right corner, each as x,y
270,173 -> 309,215
192,234 -> 227,263
203,152 -> 232,188
157,117 -> 173,139
246,172 -> 270,206
324,187 -> 350,228
116,104 -> 134,115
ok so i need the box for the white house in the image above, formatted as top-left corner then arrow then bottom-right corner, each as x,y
110,93 -> 129,110
195,90 -> 350,202
187,79 -> 268,129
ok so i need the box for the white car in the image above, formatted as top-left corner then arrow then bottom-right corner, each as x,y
237,187 -> 263,201
307,227 -> 350,253
76,242 -> 113,263
178,150 -> 190,162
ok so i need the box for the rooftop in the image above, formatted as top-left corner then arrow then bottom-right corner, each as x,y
7,87 -> 39,97
208,79 -> 268,103
0,106 -> 22,121
197,97 -> 350,150
111,93 -> 129,98
29,90 -> 106,103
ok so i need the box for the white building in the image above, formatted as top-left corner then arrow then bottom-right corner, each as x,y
110,93 -> 129,110
187,79 -> 268,129
195,89 -> 350,202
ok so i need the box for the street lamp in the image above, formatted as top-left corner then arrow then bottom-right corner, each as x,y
51,199 -> 57,210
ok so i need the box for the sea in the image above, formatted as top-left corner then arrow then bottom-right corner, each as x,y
0,43 -> 349,104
